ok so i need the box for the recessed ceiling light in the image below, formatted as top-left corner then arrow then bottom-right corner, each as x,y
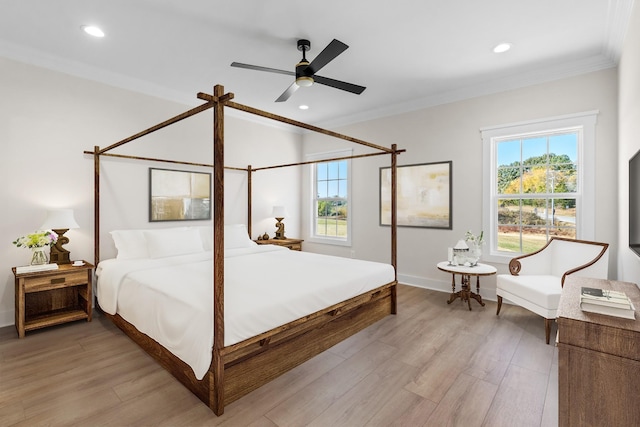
299,105 -> 309,110
81,25 -> 105,38
493,43 -> 511,53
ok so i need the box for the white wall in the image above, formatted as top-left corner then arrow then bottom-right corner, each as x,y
0,58 -> 302,327
303,69 -> 619,297
618,3 -> 640,282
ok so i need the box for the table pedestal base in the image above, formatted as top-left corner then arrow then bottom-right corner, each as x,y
447,273 -> 486,311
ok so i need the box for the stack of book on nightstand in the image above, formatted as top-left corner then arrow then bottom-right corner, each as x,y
16,263 -> 59,274
580,286 -> 636,320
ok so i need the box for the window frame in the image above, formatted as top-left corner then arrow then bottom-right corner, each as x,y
307,149 -> 353,246
481,111 -> 598,264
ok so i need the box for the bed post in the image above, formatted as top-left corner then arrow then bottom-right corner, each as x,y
212,84 -> 226,415
247,164 -> 252,238
93,146 -> 100,266
390,144 -> 398,314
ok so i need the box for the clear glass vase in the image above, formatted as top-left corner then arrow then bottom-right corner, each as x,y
468,242 -> 482,266
30,248 -> 48,265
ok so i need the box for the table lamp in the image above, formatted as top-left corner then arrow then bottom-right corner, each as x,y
272,206 -> 288,240
41,209 -> 79,264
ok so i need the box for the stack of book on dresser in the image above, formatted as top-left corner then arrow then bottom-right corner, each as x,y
580,287 -> 636,320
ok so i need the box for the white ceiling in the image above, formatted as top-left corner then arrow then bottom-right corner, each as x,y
0,0 -> 634,127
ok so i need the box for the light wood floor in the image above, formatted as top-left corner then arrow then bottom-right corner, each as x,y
0,285 -> 558,426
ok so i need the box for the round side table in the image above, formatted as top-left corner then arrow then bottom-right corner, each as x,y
437,261 -> 497,310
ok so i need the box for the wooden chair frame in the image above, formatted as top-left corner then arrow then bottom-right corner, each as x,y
86,85 -> 403,415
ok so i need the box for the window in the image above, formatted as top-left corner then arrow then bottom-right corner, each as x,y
481,111 -> 597,262
308,149 -> 352,245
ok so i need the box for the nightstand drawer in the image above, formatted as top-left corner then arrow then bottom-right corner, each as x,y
24,270 -> 88,293
287,243 -> 302,251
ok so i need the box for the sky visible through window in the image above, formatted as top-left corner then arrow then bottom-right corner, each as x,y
497,133 -> 577,166
317,160 -> 347,198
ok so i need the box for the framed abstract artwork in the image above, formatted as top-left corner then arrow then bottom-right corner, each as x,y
380,161 -> 452,229
149,168 -> 211,222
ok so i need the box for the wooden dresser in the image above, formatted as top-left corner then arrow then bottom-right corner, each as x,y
557,276 -> 640,427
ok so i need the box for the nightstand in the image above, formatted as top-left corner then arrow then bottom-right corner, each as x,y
255,238 -> 303,251
12,261 -> 93,338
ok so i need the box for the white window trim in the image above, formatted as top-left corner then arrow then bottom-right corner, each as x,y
480,111 -> 598,264
306,149 -> 353,246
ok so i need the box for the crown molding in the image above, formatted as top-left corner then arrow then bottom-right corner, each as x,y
318,54 -> 617,129
0,40 -> 303,134
603,0 -> 635,62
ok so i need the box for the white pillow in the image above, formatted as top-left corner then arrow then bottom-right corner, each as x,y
144,227 -> 204,259
191,226 -> 213,251
110,230 -> 149,260
224,224 -> 255,249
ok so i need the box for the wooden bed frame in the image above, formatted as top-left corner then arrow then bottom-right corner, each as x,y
87,85 -> 402,415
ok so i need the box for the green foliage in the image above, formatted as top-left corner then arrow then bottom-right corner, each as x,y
498,153 -> 576,193
498,153 -> 576,208
317,200 -> 348,219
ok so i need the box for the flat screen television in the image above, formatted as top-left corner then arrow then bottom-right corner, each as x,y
630,149 -> 640,256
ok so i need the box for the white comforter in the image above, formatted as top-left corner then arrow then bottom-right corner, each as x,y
96,245 -> 395,379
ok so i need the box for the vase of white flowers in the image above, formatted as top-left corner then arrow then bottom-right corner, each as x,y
13,231 -> 58,265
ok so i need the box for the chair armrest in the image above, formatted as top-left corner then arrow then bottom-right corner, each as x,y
509,238 -> 555,276
561,244 -> 609,284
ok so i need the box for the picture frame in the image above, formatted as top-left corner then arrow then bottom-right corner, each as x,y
149,168 -> 211,222
380,161 -> 452,229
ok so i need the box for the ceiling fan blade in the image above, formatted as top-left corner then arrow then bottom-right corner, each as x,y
275,81 -> 300,102
313,75 -> 366,95
231,62 -> 294,77
306,39 -> 348,75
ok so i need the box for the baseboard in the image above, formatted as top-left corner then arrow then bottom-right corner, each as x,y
0,309 -> 14,329
398,273 -> 498,303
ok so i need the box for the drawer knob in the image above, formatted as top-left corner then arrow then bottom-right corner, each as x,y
51,277 -> 66,284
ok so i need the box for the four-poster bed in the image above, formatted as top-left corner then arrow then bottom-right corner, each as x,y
87,85 -> 403,415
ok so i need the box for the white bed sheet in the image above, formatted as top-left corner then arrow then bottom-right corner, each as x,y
96,245 -> 395,380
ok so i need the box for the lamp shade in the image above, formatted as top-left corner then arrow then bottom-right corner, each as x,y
272,206 -> 288,218
41,209 -> 79,230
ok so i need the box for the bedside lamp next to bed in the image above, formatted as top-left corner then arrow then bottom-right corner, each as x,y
272,206 -> 288,240
41,208 -> 79,264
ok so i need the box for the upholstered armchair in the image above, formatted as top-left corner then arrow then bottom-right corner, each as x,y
496,237 -> 609,344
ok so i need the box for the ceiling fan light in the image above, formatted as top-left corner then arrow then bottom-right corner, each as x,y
81,25 -> 105,38
493,42 -> 511,53
296,76 -> 314,87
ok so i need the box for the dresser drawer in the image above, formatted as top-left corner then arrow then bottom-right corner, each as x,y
24,270 -> 88,293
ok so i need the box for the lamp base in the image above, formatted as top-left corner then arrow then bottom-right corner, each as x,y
274,217 -> 286,240
50,228 -> 72,264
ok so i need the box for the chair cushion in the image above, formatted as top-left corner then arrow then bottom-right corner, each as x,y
496,274 -> 562,310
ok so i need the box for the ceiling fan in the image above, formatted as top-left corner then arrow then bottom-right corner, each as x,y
231,39 -> 366,102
